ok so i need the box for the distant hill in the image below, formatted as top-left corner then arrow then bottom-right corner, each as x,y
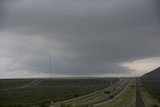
141,66 -> 160,102
142,67 -> 160,78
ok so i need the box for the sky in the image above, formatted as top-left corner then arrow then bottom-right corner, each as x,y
0,0 -> 160,78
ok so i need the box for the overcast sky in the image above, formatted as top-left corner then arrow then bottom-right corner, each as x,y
0,0 -> 160,78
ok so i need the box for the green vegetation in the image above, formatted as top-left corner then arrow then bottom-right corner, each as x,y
0,78 -> 119,107
141,67 -> 160,103
141,77 -> 160,105
98,79 -> 136,107
140,67 -> 160,107
66,79 -> 128,106
141,86 -> 160,107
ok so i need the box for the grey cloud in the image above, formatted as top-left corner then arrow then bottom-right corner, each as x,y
0,0 -> 160,77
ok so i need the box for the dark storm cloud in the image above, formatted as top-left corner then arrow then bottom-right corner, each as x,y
0,0 -> 6,28
0,0 -> 160,77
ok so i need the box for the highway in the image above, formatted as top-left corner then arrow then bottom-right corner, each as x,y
136,78 -> 145,107
92,78 -> 131,106
51,78 -> 131,107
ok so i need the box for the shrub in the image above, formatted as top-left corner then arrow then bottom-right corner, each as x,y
153,104 -> 159,107
104,91 -> 111,94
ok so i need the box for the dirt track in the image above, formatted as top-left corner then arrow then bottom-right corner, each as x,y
136,78 -> 145,107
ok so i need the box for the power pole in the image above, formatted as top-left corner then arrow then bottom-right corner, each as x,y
50,50 -> 52,81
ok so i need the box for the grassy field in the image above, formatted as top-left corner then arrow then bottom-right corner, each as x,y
141,76 -> 160,103
97,79 -> 136,107
0,78 -> 119,107
141,67 -> 160,104
52,78 -> 128,107
141,86 -> 160,107
140,77 -> 160,107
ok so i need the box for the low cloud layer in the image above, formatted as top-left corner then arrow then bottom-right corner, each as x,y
0,0 -> 160,78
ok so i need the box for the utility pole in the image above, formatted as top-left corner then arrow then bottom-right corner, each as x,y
47,50 -> 52,104
50,50 -> 52,81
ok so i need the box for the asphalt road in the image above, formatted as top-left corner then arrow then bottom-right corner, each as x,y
92,78 -> 131,106
51,78 -> 131,107
51,78 -> 124,106
136,78 -> 145,107
67,79 -> 123,104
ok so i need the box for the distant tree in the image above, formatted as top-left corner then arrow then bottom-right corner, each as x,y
153,104 -> 159,107
131,85 -> 135,88
60,103 -> 71,107
104,91 -> 111,94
